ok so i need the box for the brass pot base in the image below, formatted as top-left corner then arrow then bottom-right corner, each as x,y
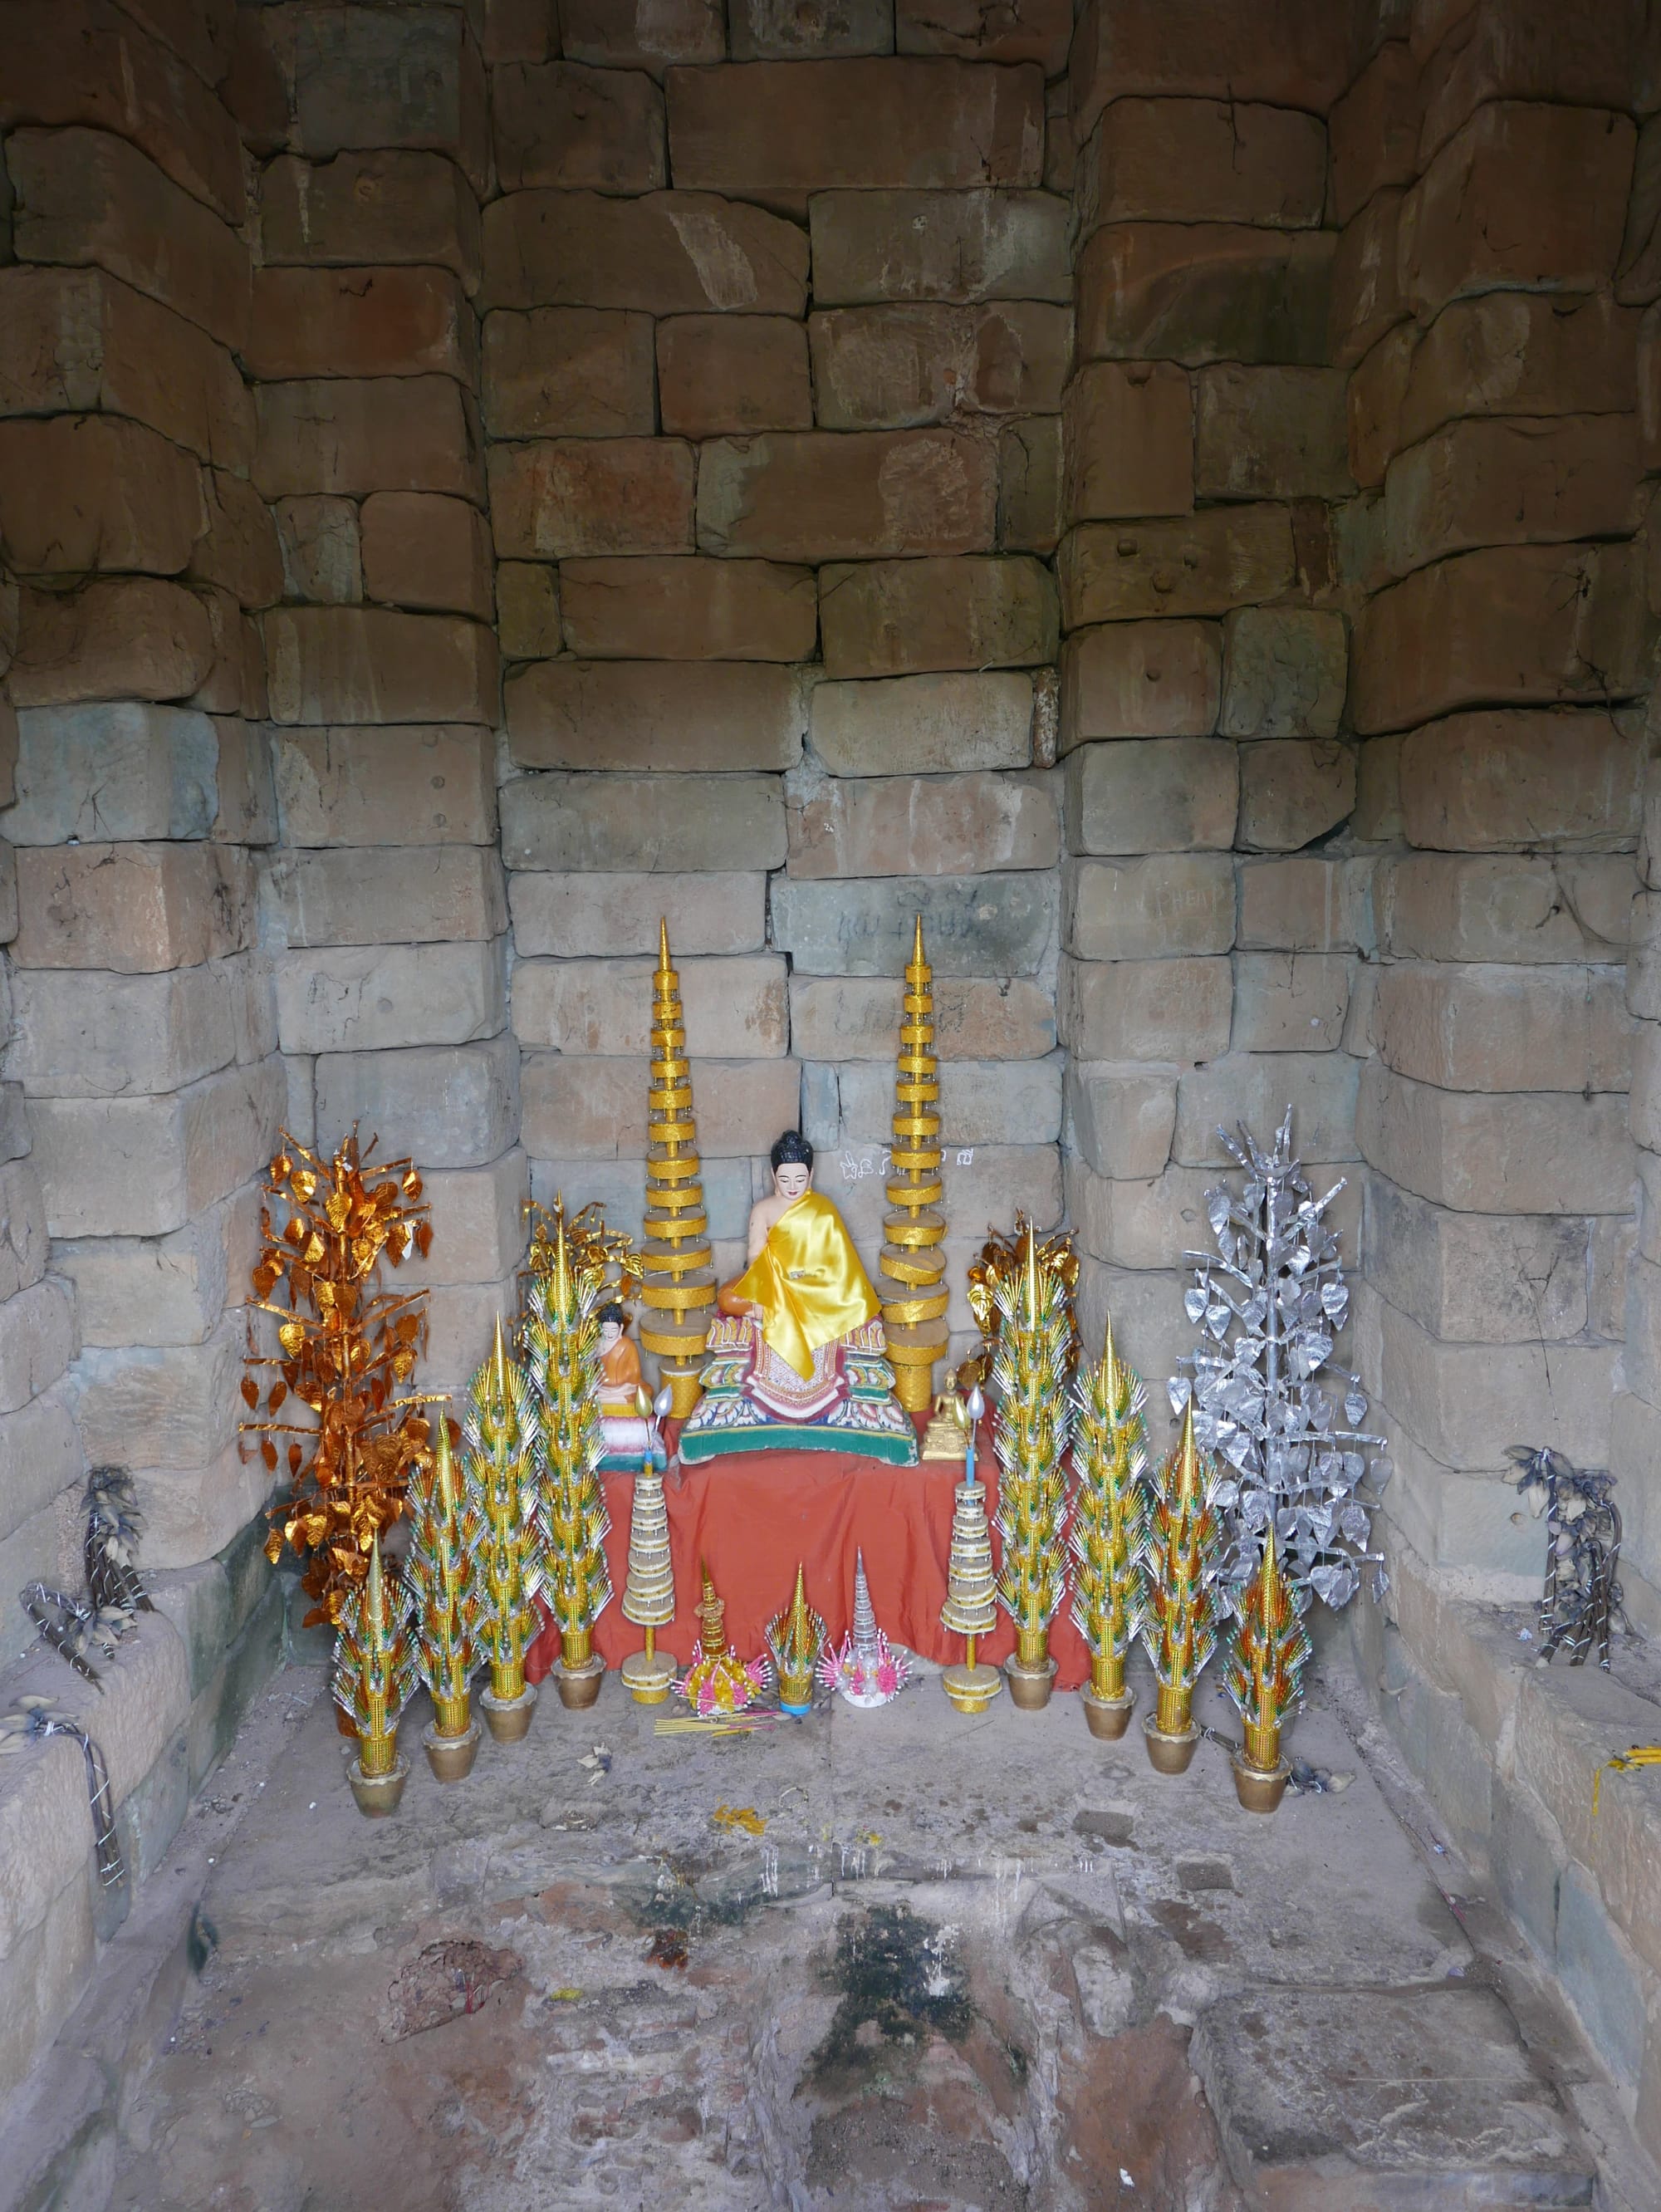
1004,1653 -> 1056,1711
1232,1753 -> 1291,1813
942,1661 -> 1003,1714
1143,1713 -> 1200,1774
621,1649 -> 676,1705
481,1681 -> 537,1743
422,1717 -> 480,1782
349,1753 -> 409,1817
1080,1684 -> 1135,1739
557,1653 -> 605,1709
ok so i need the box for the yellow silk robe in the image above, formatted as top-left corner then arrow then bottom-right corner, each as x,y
731,1192 -> 880,1380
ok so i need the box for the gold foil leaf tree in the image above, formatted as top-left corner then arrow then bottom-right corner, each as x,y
246,1132 -> 435,1627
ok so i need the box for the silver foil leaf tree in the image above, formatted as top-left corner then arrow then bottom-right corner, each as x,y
1169,1110 -> 1389,1611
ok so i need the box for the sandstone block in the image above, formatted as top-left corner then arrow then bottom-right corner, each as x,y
560,0 -> 723,71
5,701 -> 223,844
359,493 -> 493,622
273,728 -> 497,846
8,577 -> 214,707
0,265 -> 252,473
1173,1052 -> 1360,1167
1061,623 -> 1222,749
656,314 -> 812,438
1329,41 -> 1423,227
1358,1061 -> 1634,1214
835,1057 -> 1061,1148
1349,323 -> 1418,491
810,302 -> 1071,428
0,1385 -> 82,1547
789,769 -> 1056,879
1399,103 -> 1634,322
1219,609 -> 1347,743
483,307 -> 656,438
290,3 -> 489,198
488,436 -> 693,559
29,1055 -> 283,1238
68,1321 -> 244,1467
0,1164 -> 47,1309
1398,707 -> 1644,852
810,671 -> 1031,775
1074,1258 -> 1188,1405
1384,416 -> 1643,580
0,1283 -> 74,1415
697,429 -> 997,561
1400,293 -> 1639,450
1329,189 -> 1408,370
482,189 -> 808,314
522,1053 -> 800,1160
275,940 -> 506,1054
1080,98 -> 1326,233
1353,546 -> 1653,736
1376,961 -> 1631,1094
263,846 -> 506,951
1379,1298 -> 1614,1473
560,556 -> 816,661
54,1188 -> 253,1349
1069,0 -> 1358,139
514,954 -> 788,1057
254,377 -> 485,502
1415,1 -> 1661,168
1238,739 -> 1356,851
809,189 -> 1070,307
263,607 -> 497,726
772,871 -> 1056,976
527,1155 -> 756,1245
0,0 -> 245,219
507,660 -> 804,772
1239,856 -> 1373,954
1195,365 -> 1351,502
1077,223 -> 1334,366
667,58 -> 1042,198
131,1445 -> 271,1572
191,472 -> 284,612
1069,1160 -> 1236,1273
1059,954 -> 1232,1062
259,150 -> 482,295
1232,951 -> 1350,1052
274,497 -> 360,605
250,265 -> 475,392
313,1034 -> 520,1169
1376,853 -> 1638,964
1063,737 -> 1237,854
12,841 -> 253,971
789,974 -> 1056,1062
1064,362 -> 1193,521
493,59 -> 664,191
496,561 -> 561,658
733,0 -> 895,58
894,0 -> 1069,68
1066,1062 -> 1178,1179
818,556 -> 1055,679
8,125 -> 249,350
501,770 -> 786,872
508,870 -> 767,957
1059,506 -> 1296,628
997,416 -> 1063,555
7,964 -> 239,1098
1062,853 -> 1236,961
401,1150 -> 530,1287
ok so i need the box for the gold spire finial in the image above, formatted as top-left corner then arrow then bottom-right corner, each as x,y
491,1314 -> 509,1398
554,1210 -> 571,1312
1173,1400 -> 1201,1509
434,1407 -> 455,1509
912,912 -> 924,968
365,1531 -> 385,1632
657,917 -> 671,974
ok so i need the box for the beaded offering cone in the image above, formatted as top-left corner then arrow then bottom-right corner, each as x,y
464,1321 -> 546,1743
1071,1323 -> 1151,1742
639,923 -> 718,1419
820,1551 -> 910,1708
525,1220 -> 613,1709
1139,1403 -> 1227,1774
940,1386 -> 1002,1713
333,1537 -> 417,1814
621,1386 -> 676,1704
767,1565 -> 826,1714
877,916 -> 950,1414
988,1232 -> 1076,1710
1225,1523 -> 1311,1812
408,1413 -> 484,1779
677,1563 -> 769,1718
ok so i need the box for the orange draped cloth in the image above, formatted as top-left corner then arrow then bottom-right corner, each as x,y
525,1437 -> 1092,1690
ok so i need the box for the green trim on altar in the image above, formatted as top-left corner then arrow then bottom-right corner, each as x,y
678,1421 -> 919,1466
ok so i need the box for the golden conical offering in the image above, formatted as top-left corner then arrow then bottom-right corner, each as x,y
525,1218 -> 613,1710
409,1411 -> 485,1779
639,921 -> 718,1419
878,915 -> 950,1414
985,1225 -> 1075,1710
334,1536 -> 416,1813
1071,1321 -> 1150,1742
677,1561 -> 767,1717
1225,1522 -> 1311,1812
767,1564 -> 826,1714
1140,1401 -> 1225,1774
940,1387 -> 1002,1713
621,1386 -> 676,1704
466,1318 -> 546,1743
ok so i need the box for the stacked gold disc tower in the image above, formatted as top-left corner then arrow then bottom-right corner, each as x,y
878,917 -> 950,1413
639,922 -> 717,1417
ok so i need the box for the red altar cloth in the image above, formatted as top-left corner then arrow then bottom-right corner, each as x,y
525,1437 -> 1093,1691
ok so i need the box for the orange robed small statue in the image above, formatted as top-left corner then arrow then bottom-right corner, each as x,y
595,1302 -> 663,1469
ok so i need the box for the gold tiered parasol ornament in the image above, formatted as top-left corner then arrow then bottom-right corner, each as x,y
878,916 -> 951,1415
638,922 -> 718,1418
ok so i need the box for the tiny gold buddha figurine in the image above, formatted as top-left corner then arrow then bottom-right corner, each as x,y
678,1131 -> 919,1464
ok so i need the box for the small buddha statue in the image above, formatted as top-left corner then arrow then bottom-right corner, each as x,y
594,1302 -> 664,1470
678,1131 -> 918,1464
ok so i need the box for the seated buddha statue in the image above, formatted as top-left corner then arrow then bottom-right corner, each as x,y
594,1302 -> 664,1471
678,1131 -> 918,1464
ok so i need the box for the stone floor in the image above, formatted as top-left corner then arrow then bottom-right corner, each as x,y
12,1643 -> 1659,2212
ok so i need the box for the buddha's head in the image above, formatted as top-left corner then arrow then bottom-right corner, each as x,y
770,1128 -> 814,1202
597,1300 -> 629,1355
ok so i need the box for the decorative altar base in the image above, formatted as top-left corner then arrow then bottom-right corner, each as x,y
526,1439 -> 1093,1690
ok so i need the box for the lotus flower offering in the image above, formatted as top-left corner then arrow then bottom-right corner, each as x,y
819,1551 -> 910,1708
677,1565 -> 771,1718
